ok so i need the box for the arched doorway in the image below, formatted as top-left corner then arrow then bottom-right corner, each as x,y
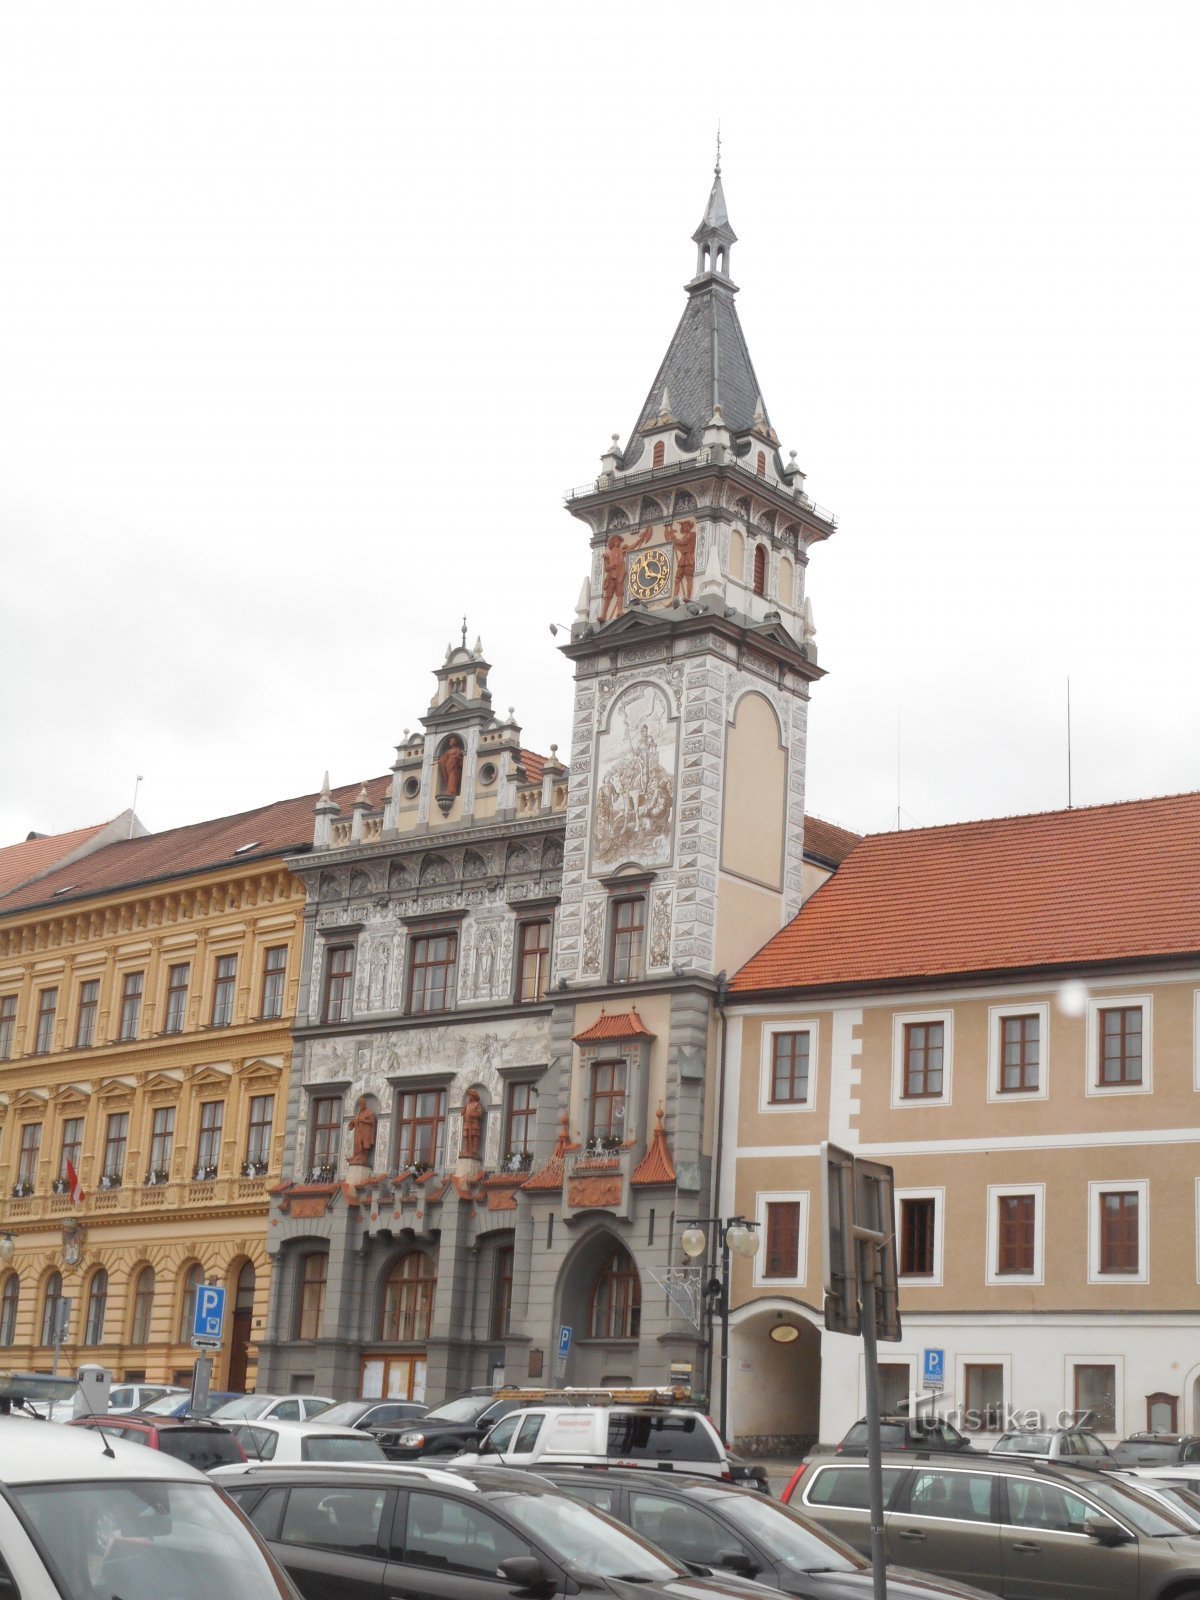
556,1231 -> 642,1388
727,1300 -> 822,1456
361,1250 -> 436,1402
227,1261 -> 255,1392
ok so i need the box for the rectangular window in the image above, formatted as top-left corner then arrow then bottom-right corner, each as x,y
17,1123 -> 42,1188
1099,1006 -> 1142,1086
0,994 -> 16,1060
322,945 -> 355,1023
103,1112 -> 129,1181
900,1197 -> 936,1277
260,946 -> 288,1020
396,1089 -> 447,1169
504,1082 -> 538,1159
75,980 -> 100,1049
879,1364 -> 912,1415
59,1117 -> 84,1181
903,1021 -> 944,1098
309,1095 -> 344,1172
195,1101 -> 224,1174
211,955 -> 237,1027
517,921 -> 551,1004
148,1107 -> 175,1177
492,1246 -> 514,1340
964,1364 -> 1005,1431
763,1201 -> 801,1279
1074,1364 -> 1117,1432
770,1032 -> 811,1104
610,898 -> 645,983
246,1094 -> 274,1168
409,932 -> 457,1014
297,1254 -> 327,1341
998,1014 -> 1039,1093
34,988 -> 58,1055
164,963 -> 190,1034
1099,1190 -> 1140,1274
589,1060 -> 627,1141
998,1194 -> 1036,1275
118,971 -> 144,1042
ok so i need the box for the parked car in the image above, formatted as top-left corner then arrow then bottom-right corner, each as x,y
70,1411 -> 248,1472
1113,1471 -> 1200,1529
211,1392 -> 334,1423
0,1376 -> 301,1600
1113,1432 -> 1200,1466
989,1425 -> 1113,1460
837,1415 -> 975,1455
537,1466 -> 997,1598
785,1451 -> 1200,1597
107,1382 -> 187,1413
374,1390 -> 531,1459
220,1416 -> 389,1463
462,1401 -> 732,1479
140,1387 -> 243,1418
220,1460 -> 811,1600
316,1396 -> 429,1432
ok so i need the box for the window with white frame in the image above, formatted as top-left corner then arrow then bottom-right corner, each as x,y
1088,1179 -> 1148,1284
1085,994 -> 1152,1097
759,1021 -> 818,1111
891,1011 -> 953,1108
895,1188 -> 944,1285
987,1002 -> 1049,1102
986,1184 -> 1045,1285
753,1191 -> 809,1288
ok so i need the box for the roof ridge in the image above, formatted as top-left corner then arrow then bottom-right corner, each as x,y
863,788 -> 1200,842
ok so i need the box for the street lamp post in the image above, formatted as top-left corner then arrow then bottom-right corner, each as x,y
680,1215 -> 759,1446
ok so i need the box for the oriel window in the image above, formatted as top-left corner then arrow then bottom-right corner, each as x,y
589,1061 -> 626,1141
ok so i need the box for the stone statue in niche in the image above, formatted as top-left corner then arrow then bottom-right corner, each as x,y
601,527 -> 653,622
664,520 -> 697,601
368,942 -> 389,1009
437,736 -> 465,798
474,923 -> 499,995
346,1097 -> 377,1168
460,1089 -> 484,1161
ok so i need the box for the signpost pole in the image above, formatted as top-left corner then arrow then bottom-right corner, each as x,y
858,1235 -> 888,1600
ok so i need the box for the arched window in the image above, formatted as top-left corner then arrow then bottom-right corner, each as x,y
84,1269 -> 108,1346
0,1273 -> 18,1346
756,450 -> 766,477
380,1251 -> 436,1343
130,1265 -> 155,1345
589,1246 -> 641,1339
296,1252 -> 327,1341
752,543 -> 767,596
178,1262 -> 204,1342
41,1271 -> 64,1346
652,440 -> 665,469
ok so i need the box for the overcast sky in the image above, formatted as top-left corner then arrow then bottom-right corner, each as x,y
3,1 -> 1198,850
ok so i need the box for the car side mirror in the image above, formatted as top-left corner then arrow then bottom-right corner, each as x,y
716,1549 -> 758,1577
1083,1518 -> 1134,1547
499,1556 -> 556,1594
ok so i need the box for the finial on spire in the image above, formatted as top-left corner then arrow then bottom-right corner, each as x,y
715,122 -> 722,176
461,615 -> 467,649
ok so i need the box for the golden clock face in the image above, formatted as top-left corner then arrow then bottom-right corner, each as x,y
628,547 -> 671,602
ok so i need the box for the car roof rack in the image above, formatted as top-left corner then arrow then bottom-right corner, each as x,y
229,1461 -> 480,1490
0,1372 -> 78,1414
1031,1456 -> 1107,1477
490,1385 -> 695,1409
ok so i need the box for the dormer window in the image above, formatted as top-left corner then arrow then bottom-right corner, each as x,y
752,543 -> 767,596
652,440 -> 665,468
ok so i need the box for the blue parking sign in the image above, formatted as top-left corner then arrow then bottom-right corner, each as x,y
193,1284 -> 226,1345
557,1325 -> 572,1359
923,1347 -> 945,1386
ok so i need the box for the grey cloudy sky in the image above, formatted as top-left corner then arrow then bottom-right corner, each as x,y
3,0 -> 1198,848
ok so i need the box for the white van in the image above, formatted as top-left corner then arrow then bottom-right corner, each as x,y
457,1402 -> 731,1479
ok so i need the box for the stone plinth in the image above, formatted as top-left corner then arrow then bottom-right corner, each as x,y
455,1156 -> 483,1181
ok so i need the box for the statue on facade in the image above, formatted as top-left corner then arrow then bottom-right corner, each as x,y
600,526 -> 653,622
437,735 -> 465,797
346,1097 -> 377,1167
664,519 -> 697,601
460,1089 -> 484,1162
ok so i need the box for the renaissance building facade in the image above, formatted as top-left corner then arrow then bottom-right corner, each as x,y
258,167 -> 853,1406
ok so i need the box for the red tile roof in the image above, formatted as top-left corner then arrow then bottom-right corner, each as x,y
803,814 -> 861,868
573,1007 -> 656,1044
731,791 -> 1200,994
0,819 -> 125,897
519,749 -> 547,784
0,778 -> 391,916
631,1107 -> 677,1186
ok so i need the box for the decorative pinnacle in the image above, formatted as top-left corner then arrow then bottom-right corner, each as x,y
461,615 -> 467,648
715,123 -> 722,176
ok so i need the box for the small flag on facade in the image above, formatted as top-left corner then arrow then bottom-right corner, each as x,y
66,1158 -> 85,1206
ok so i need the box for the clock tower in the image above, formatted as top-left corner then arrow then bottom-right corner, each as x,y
556,161 -> 836,991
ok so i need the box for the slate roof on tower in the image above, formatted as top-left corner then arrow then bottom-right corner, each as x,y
731,791 -> 1200,994
620,167 -> 775,470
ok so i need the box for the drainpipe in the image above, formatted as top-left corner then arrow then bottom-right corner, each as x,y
707,971 -> 729,1425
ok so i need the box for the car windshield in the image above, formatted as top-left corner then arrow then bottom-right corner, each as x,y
1114,1441 -> 1181,1464
315,1402 -> 371,1426
212,1396 -> 274,1420
499,1490 -> 678,1581
1083,1477 -> 1197,1536
718,1493 -> 862,1573
13,1479 -> 291,1600
993,1433 -> 1052,1454
140,1393 -> 190,1416
301,1434 -> 387,1461
424,1395 -> 494,1424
